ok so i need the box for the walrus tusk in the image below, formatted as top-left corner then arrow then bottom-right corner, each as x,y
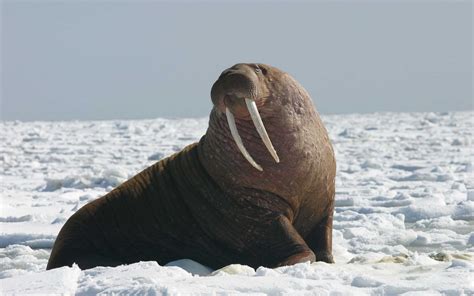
245,99 -> 280,163
225,107 -> 263,171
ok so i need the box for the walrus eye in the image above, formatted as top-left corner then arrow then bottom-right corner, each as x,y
255,65 -> 267,75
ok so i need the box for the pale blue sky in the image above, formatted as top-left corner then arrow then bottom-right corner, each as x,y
2,1 -> 472,121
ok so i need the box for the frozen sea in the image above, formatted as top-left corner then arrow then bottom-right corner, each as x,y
0,111 -> 473,295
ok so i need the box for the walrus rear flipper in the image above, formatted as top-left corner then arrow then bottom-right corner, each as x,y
47,205 -> 125,270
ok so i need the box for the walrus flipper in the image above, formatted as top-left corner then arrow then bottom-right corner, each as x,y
264,215 -> 316,267
305,213 -> 335,264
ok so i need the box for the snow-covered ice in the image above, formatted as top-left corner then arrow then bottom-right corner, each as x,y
1,112 -> 473,295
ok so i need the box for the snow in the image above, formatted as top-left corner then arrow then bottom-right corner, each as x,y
1,112 -> 473,295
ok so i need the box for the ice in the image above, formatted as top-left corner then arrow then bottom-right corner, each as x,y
467,190 -> 474,201
0,215 -> 33,222
0,264 -> 81,294
0,112 -> 473,294
147,151 -> 165,161
0,245 -> 50,278
166,259 -> 213,276
0,233 -> 56,248
212,264 -> 256,276
351,275 -> 383,288
42,168 -> 129,191
76,262 -> 192,295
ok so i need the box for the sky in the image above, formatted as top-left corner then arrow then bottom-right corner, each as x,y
1,1 -> 472,121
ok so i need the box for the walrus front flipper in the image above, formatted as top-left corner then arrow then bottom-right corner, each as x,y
305,214 -> 335,264
266,215 -> 316,267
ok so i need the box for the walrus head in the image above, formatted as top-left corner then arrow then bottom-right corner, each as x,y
200,63 -> 330,198
210,63 -> 280,171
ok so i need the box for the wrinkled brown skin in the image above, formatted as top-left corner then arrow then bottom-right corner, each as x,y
47,63 -> 336,270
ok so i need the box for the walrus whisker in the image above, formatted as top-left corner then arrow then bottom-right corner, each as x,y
225,107 -> 263,171
245,98 -> 280,163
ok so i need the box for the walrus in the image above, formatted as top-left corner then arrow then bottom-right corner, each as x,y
47,63 -> 336,270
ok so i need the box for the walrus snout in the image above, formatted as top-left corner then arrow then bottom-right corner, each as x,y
211,67 -> 258,115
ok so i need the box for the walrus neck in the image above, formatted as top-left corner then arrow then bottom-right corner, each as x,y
197,100 -> 325,199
